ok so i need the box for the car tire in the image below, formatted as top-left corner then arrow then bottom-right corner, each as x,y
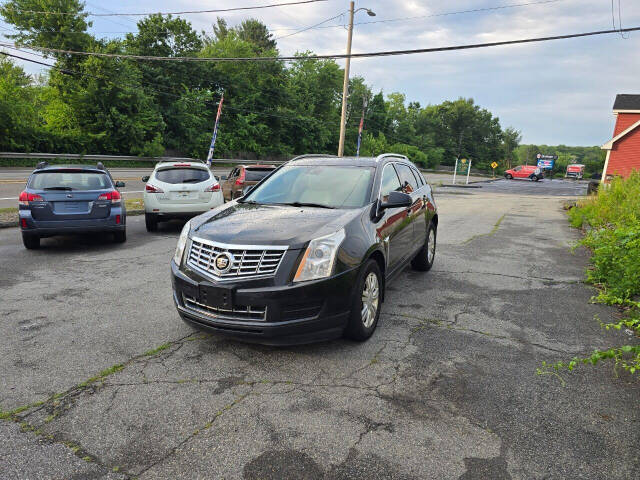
22,233 -> 40,250
145,213 -> 158,232
113,230 -> 126,243
531,175 -> 539,182
411,222 -> 436,272
344,259 -> 383,342
505,174 -> 513,180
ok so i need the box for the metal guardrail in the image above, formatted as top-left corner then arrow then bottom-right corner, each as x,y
0,152 -> 195,162
0,152 -> 287,165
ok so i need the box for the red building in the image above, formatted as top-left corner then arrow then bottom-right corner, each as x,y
601,94 -> 640,180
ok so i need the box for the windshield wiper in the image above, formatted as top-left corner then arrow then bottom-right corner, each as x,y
239,199 -> 261,205
43,186 -> 73,191
276,202 -> 335,209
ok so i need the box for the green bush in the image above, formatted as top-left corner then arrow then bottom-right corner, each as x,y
541,172 -> 640,378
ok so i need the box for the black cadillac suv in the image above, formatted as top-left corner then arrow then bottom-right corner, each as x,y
171,154 -> 438,345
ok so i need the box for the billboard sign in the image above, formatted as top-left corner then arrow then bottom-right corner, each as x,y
536,153 -> 557,170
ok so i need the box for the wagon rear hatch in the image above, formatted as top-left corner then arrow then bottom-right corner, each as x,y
26,169 -> 115,221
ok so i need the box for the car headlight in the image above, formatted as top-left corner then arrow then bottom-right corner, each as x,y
174,220 -> 192,265
293,229 -> 346,282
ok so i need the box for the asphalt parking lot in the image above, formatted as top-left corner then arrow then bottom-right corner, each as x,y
1,185 -> 638,479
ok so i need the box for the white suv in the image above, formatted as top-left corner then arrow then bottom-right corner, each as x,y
142,161 -> 224,232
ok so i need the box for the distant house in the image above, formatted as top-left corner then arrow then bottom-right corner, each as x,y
601,94 -> 640,180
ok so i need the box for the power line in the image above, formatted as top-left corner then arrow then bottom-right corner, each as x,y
4,26 -> 639,63
275,0 -> 567,32
273,10 -> 347,40
2,0 -> 329,17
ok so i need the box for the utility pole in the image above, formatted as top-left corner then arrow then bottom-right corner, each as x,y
337,1 -> 355,157
337,3 -> 375,157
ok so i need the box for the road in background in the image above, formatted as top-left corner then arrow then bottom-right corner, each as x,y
0,167 -> 491,208
1,186 -> 637,479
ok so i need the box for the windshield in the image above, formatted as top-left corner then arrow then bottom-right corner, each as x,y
243,165 -> 374,209
155,167 -> 210,184
29,171 -> 112,191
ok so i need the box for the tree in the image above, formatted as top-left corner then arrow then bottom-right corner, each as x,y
0,0 -> 92,69
236,19 -> 277,53
502,127 -> 522,169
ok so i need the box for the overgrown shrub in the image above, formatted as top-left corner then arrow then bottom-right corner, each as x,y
541,172 -> 640,378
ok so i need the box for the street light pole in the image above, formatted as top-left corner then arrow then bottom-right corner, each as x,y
337,3 -> 375,157
337,1 -> 355,157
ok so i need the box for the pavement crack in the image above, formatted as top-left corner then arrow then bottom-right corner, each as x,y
432,269 -> 581,284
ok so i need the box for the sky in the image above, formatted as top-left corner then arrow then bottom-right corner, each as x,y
1,0 -> 640,146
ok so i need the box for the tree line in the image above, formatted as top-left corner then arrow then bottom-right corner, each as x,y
0,0 -> 602,172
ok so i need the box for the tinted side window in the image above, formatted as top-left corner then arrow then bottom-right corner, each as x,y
412,167 -> 425,187
379,164 -> 403,202
395,164 -> 418,194
155,168 -> 210,184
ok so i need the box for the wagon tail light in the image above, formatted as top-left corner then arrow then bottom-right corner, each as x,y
205,184 -> 220,192
145,184 -> 164,193
98,190 -> 121,204
19,191 -> 43,206
235,170 -> 245,186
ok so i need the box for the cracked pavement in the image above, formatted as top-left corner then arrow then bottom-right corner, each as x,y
1,186 -> 638,479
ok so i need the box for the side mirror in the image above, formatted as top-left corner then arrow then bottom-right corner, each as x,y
115,181 -> 126,188
214,176 -> 220,181
141,176 -> 150,182
220,175 -> 228,181
380,191 -> 412,210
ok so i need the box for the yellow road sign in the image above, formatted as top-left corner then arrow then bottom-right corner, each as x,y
491,162 -> 498,169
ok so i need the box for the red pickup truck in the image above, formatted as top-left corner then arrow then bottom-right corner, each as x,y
504,165 -> 543,182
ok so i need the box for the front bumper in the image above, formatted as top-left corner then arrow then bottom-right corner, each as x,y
171,260 -> 358,345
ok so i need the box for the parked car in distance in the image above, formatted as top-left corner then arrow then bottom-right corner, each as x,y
220,164 -> 277,201
143,161 -> 224,232
565,164 -> 585,180
18,162 -> 126,249
504,165 -> 543,181
171,153 -> 438,345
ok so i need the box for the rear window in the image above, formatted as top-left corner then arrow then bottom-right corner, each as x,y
29,171 -> 112,191
245,168 -> 275,182
155,167 -> 210,184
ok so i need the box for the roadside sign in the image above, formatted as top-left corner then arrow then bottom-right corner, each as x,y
491,162 -> 498,169
536,153 -> 557,170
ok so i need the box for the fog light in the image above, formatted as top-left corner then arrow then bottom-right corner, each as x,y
20,218 -> 27,228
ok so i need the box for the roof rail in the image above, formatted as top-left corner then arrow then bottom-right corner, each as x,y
96,162 -> 105,170
35,161 -> 48,170
156,158 -> 204,165
375,153 -> 409,163
289,154 -> 338,162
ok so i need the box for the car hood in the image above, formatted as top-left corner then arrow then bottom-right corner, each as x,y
191,202 -> 363,249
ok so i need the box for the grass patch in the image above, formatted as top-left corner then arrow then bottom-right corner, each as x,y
0,207 -> 17,214
540,172 -> 640,378
77,363 -> 124,388
125,197 -> 144,211
143,342 -> 171,356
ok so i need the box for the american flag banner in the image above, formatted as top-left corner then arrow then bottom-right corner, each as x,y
356,96 -> 367,158
206,94 -> 224,166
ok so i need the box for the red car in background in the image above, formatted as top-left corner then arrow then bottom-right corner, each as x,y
504,165 -> 543,182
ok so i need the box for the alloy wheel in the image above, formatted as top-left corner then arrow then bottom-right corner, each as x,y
361,272 -> 379,328
427,229 -> 436,263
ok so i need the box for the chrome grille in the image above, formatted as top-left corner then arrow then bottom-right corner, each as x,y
187,237 -> 287,281
183,295 -> 267,321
